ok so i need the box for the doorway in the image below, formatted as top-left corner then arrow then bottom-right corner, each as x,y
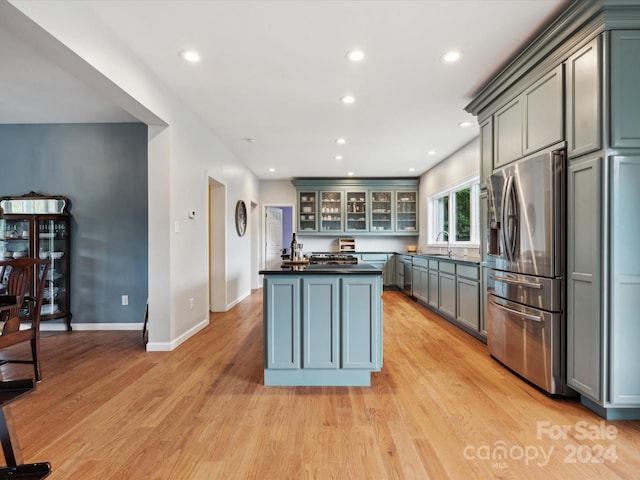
263,204 -> 294,269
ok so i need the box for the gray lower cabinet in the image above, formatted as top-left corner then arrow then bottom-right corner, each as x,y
341,276 -> 382,370
610,155 -> 640,405
438,269 -> 456,318
566,155 -> 602,400
264,277 -> 301,370
567,153 -> 640,415
456,265 -> 480,331
411,256 -> 428,302
427,259 -> 439,308
422,257 -> 481,337
395,254 -> 404,289
302,276 -> 339,369
360,253 -> 395,287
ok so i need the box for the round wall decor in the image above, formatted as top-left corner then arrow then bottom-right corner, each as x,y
235,200 -> 247,236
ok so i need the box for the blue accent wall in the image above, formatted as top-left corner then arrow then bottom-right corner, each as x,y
0,123 -> 148,325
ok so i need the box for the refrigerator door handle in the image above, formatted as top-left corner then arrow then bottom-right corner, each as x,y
500,175 -> 512,262
489,299 -> 543,322
505,175 -> 518,261
489,274 -> 543,289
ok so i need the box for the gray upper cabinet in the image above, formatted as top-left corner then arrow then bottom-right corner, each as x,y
494,97 -> 523,168
293,179 -> 419,236
611,30 -> 640,148
479,117 -> 493,188
566,37 -> 601,158
494,66 -> 563,169
523,65 -> 563,155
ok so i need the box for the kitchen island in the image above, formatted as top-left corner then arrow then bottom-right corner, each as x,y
259,263 -> 383,386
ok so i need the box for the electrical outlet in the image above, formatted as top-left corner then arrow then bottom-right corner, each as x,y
122,295 -> 129,306
189,297 -> 195,310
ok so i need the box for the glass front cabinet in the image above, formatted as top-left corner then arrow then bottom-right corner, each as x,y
298,191 -> 317,232
370,191 -> 393,233
395,191 -> 418,232
320,191 -> 343,232
345,191 -> 367,232
0,192 -> 72,331
292,178 -> 419,236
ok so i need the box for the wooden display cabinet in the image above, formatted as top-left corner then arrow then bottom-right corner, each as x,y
0,192 -> 72,331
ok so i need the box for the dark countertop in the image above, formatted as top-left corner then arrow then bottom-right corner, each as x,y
303,251 -> 481,266
260,262 -> 384,275
404,253 -> 481,266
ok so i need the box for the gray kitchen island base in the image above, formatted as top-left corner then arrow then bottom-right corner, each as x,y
260,263 -> 383,387
264,369 -> 373,387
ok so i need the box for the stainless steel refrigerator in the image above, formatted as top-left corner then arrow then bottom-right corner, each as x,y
485,145 -> 573,396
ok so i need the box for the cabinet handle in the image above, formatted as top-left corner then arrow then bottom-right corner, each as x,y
489,299 -> 542,322
489,274 -> 542,289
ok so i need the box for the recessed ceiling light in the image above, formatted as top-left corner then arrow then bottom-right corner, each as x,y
409,167 -> 416,172
336,138 -> 347,145
346,50 -> 365,62
458,121 -> 473,127
334,155 -> 343,161
340,95 -> 356,104
428,150 -> 437,155
268,168 -> 275,173
347,171 -> 355,176
179,50 -> 201,63
441,50 -> 462,63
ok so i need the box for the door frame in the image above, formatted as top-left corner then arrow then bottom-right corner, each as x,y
262,203 -> 295,271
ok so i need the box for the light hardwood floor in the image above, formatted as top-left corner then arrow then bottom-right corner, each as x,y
1,290 -> 639,479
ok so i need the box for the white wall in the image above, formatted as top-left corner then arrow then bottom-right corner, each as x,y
13,1 -> 259,350
418,137 -> 480,255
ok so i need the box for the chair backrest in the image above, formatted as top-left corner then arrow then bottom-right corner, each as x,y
0,258 -> 49,381
0,258 -> 49,333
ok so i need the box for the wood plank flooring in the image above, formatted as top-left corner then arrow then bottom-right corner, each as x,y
1,290 -> 639,479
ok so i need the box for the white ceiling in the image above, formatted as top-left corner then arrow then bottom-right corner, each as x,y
1,0 -> 571,179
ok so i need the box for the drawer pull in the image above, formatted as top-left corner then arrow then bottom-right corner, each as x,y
489,300 -> 542,322
490,274 -> 542,290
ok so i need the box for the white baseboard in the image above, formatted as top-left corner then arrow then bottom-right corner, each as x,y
209,290 -> 252,312
145,316 -> 209,352
41,323 -> 144,331
40,316 -> 210,353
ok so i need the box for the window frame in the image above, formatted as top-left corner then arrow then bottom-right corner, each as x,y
428,178 -> 480,247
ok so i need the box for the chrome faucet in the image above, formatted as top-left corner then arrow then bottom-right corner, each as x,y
436,231 -> 451,257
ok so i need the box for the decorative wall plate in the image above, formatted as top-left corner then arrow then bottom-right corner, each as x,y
235,200 -> 247,236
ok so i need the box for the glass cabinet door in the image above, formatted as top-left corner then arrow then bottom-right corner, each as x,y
37,218 -> 70,322
320,191 -> 343,232
0,218 -> 31,261
298,191 -> 317,232
395,191 -> 418,232
345,191 -> 367,232
370,191 -> 393,232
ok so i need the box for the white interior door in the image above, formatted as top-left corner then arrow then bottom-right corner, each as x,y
265,207 -> 283,269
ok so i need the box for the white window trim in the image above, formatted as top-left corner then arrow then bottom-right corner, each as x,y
428,178 -> 480,247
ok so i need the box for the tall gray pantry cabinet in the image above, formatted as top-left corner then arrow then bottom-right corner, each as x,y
466,0 -> 640,419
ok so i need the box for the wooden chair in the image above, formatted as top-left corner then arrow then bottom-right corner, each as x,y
0,259 -> 49,382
